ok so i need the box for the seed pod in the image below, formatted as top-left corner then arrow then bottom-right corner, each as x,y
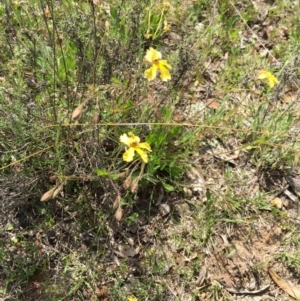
115,206 -> 123,221
130,178 -> 139,193
118,171 -> 127,179
52,182 -> 64,198
72,104 -> 83,120
113,195 -> 121,209
123,176 -> 131,190
40,187 -> 55,202
92,112 -> 100,124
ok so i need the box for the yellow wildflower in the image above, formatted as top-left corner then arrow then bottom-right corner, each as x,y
144,30 -> 153,39
144,47 -> 171,82
163,19 -> 170,33
162,1 -> 171,11
120,132 -> 151,163
257,70 -> 279,88
127,296 -> 138,301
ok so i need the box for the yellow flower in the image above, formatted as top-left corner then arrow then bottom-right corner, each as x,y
163,20 -> 170,33
127,296 -> 138,301
144,30 -> 153,39
144,47 -> 171,82
120,132 -> 151,163
162,1 -> 171,11
257,70 -> 279,88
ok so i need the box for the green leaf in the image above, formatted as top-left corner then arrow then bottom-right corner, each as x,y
95,169 -> 119,180
150,14 -> 161,27
95,168 -> 109,176
109,174 -> 120,180
162,181 -> 174,191
243,145 -> 257,151
168,166 -> 184,178
110,7 -> 118,21
111,77 -> 123,85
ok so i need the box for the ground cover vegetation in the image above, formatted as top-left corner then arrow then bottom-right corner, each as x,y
1,0 -> 300,300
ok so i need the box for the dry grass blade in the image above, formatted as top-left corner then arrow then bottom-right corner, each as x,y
269,268 -> 300,299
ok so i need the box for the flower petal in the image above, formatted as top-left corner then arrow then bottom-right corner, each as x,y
159,60 -> 171,70
158,61 -> 171,81
138,142 -> 151,152
120,132 -> 140,147
135,148 -> 149,163
144,65 -> 158,81
257,70 -> 268,80
127,132 -> 140,144
120,133 -> 130,146
163,20 -> 170,33
144,47 -> 162,63
162,1 -> 171,11
268,76 -> 279,88
123,147 -> 135,162
144,33 -> 152,39
257,70 -> 279,88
